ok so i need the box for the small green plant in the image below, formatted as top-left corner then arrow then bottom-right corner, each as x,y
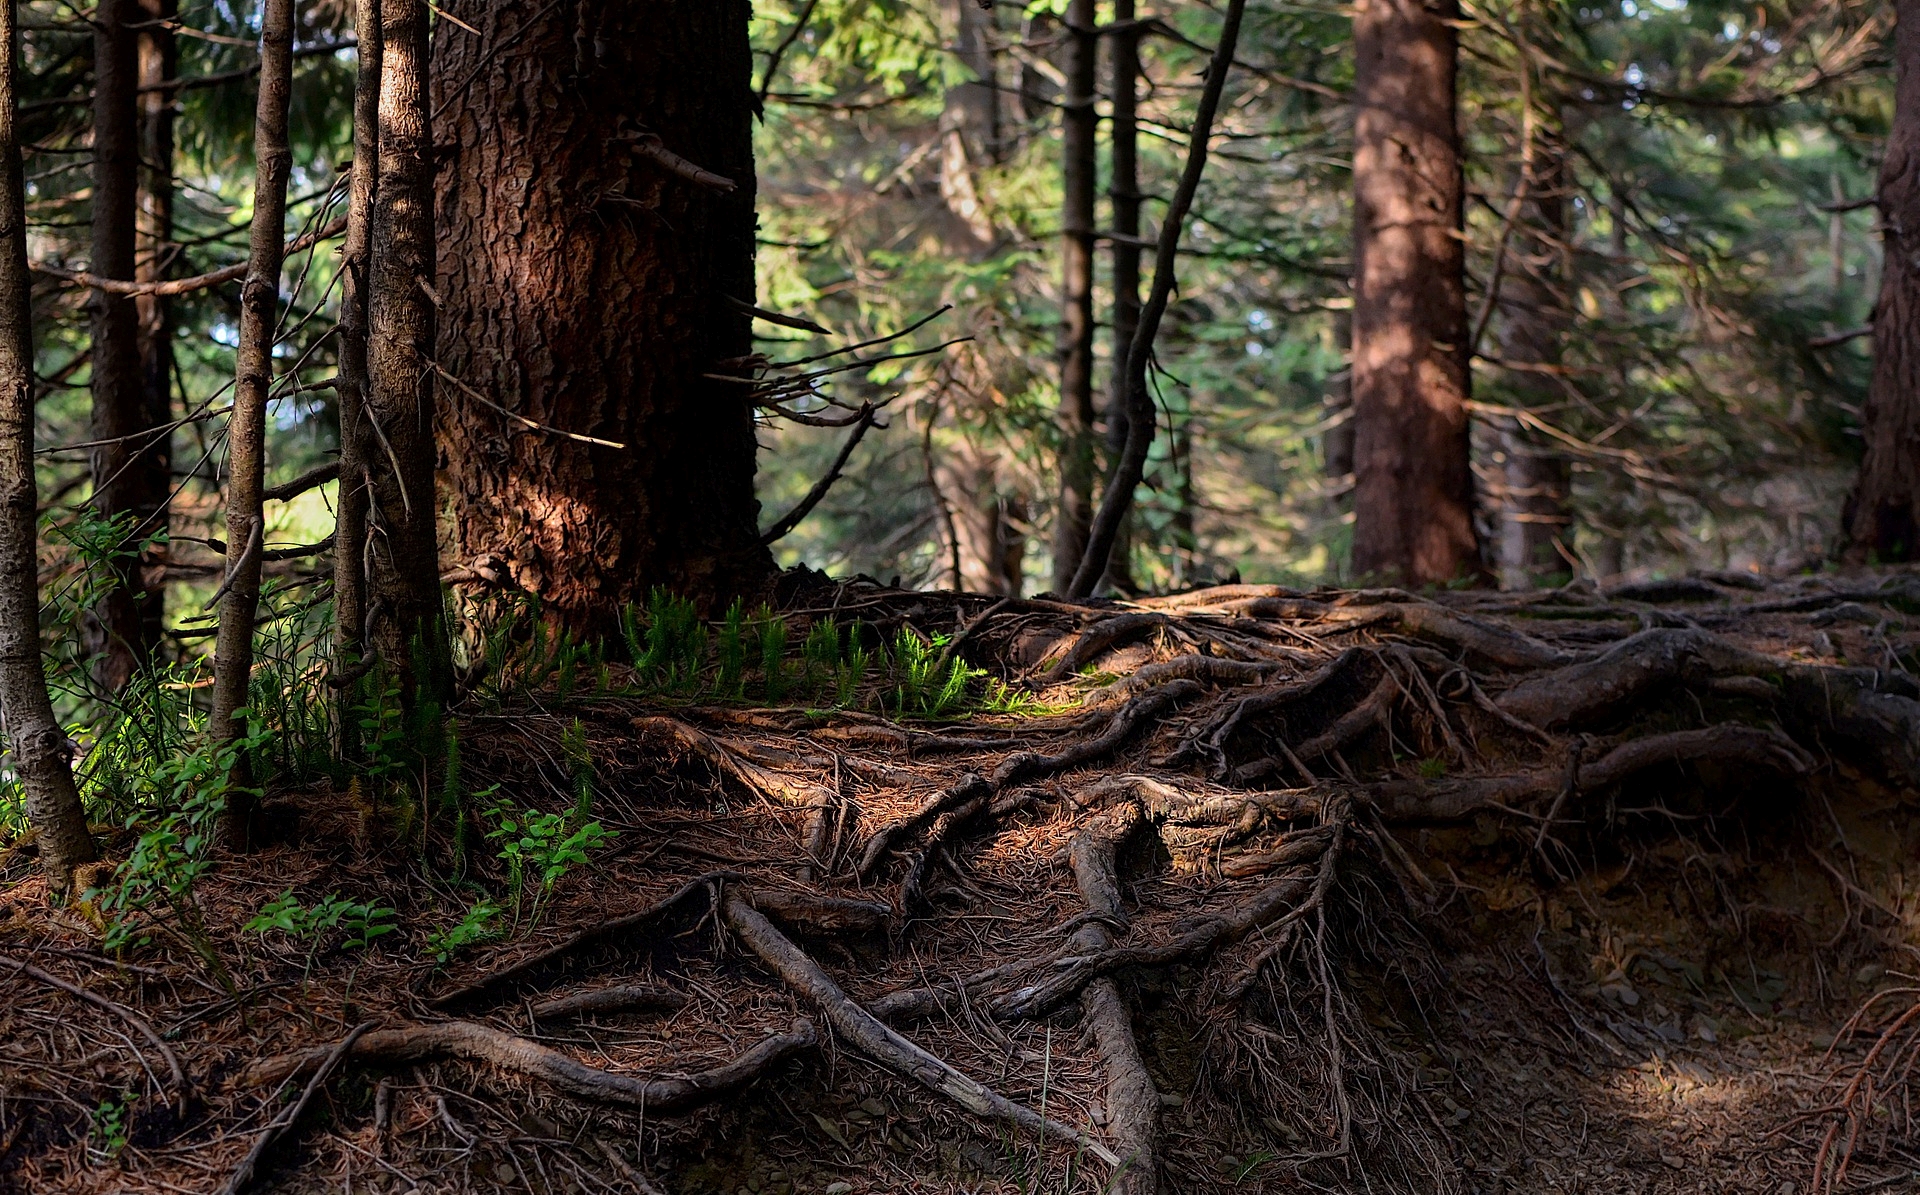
1417,757 -> 1447,780
887,628 -> 981,717
245,889 -> 398,952
86,723 -> 271,986
425,899 -> 503,964
484,796 -> 617,928
89,1096 -> 132,1163
625,588 -> 708,692
836,634 -> 872,708
714,598 -> 748,697
801,617 -> 842,697
756,605 -> 788,701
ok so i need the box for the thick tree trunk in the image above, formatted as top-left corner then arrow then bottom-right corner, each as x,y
0,0 -> 96,887
132,0 -> 175,654
1844,0 -> 1920,562
209,0 -> 294,845
1349,0 -> 1484,585
1103,0 -> 1142,595
1051,0 -> 1098,594
87,0 -> 158,689
363,0 -> 451,695
432,0 -> 769,629
332,0 -> 379,679
1495,132 -> 1572,588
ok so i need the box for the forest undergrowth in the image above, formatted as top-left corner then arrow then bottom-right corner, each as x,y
4,569 -> 1920,1194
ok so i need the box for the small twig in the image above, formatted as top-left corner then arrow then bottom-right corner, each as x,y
759,404 -> 879,544
221,1021 -> 374,1195
0,954 -> 191,1105
431,362 -> 627,449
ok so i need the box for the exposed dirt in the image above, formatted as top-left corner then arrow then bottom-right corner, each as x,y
3,572 -> 1918,1194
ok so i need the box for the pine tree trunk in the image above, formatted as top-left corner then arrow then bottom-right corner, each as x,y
208,0 -> 294,845
0,0 -> 96,887
1844,0 -> 1920,562
132,0 -> 174,652
431,0 -> 769,629
332,0 -> 379,678
1495,130 -> 1571,588
1103,0 -> 1142,594
87,0 -> 157,689
1349,0 -> 1484,585
363,0 -> 451,694
1051,0 -> 1098,594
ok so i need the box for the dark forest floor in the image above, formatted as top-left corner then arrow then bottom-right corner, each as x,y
4,570 -> 1919,1194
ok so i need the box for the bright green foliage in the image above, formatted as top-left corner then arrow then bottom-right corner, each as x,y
757,606 -> 790,702
85,723 -> 271,983
89,1098 -> 132,1164
626,588 -> 708,692
425,900 -> 504,965
483,795 -> 618,929
245,889 -> 398,951
886,629 -> 978,718
714,599 -> 749,698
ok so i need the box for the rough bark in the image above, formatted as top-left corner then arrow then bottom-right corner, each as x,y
0,0 -> 96,886
363,0 -> 451,697
1843,0 -> 1920,562
1052,0 -> 1099,595
130,0 -> 174,664
1350,0 -> 1484,585
432,0 -> 770,630
1494,127 -> 1571,588
331,0 -> 379,684
208,0 -> 294,843
1103,0 -> 1143,595
87,0 -> 159,689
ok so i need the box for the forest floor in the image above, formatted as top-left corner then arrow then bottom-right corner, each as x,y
3,570 -> 1919,1195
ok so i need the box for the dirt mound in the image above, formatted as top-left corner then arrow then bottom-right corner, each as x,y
3,575 -> 1917,1193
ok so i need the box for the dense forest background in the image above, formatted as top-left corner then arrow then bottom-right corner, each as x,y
2,1 -> 1918,1193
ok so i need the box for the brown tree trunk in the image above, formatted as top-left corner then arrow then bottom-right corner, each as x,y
209,0 -> 294,846
363,0 -> 451,696
1844,0 -> 1920,562
87,0 -> 158,689
1102,0 -> 1142,595
935,443 -> 1025,596
1349,0 -> 1484,585
332,0 -> 379,680
938,0 -> 997,250
132,0 -> 175,655
1495,129 -> 1572,588
432,0 -> 770,629
0,0 -> 96,888
1051,0 -> 1098,594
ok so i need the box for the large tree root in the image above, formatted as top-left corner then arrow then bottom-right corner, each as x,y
720,894 -> 1124,1167
1067,809 -> 1160,1195
242,1017 -> 818,1113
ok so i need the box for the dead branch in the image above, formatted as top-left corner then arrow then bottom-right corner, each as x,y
242,1018 -> 816,1113
529,985 -> 689,1023
1,953 -> 191,1104
221,1022 -> 373,1195
721,895 -> 1122,1166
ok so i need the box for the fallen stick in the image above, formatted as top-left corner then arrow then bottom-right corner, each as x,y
529,984 -> 689,1023
721,895 -> 1121,1167
220,1021 -> 373,1195
242,1018 -> 816,1113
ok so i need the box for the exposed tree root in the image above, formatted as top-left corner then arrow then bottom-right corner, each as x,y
242,1017 -> 818,1113
528,984 -> 689,1023
719,894 -> 1124,1167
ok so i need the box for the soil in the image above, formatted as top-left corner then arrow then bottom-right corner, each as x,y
2,572 -> 1917,1195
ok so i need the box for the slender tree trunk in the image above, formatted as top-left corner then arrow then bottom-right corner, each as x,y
936,443 -> 1025,596
1349,0 -> 1484,585
938,0 -> 997,249
332,0 -> 379,683
208,0 -> 294,846
1844,0 -> 1920,562
132,0 -> 174,665
1051,0 -> 1098,594
364,0 -> 451,695
1495,127 -> 1572,588
433,0 -> 770,630
87,0 -> 155,689
1102,0 -> 1142,594
0,0 -> 96,888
